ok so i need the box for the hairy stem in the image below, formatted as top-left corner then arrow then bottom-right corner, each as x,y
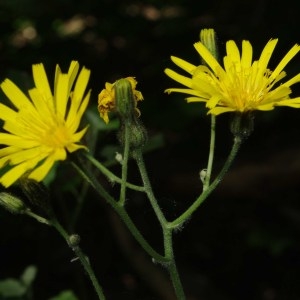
51,218 -> 106,300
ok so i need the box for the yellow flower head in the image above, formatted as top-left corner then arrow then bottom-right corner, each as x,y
98,77 -> 143,123
0,61 -> 91,187
165,39 -> 300,115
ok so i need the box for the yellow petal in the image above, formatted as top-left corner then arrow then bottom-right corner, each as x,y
0,147 -> 20,168
275,97 -> 300,107
170,56 -> 196,74
271,44 -> 300,80
28,88 -> 52,117
0,146 -> 19,157
5,147 -> 46,165
66,67 -> 91,127
186,97 -> 208,102
73,67 -> 90,103
164,69 -> 193,88
0,133 -> 40,148
1,79 -> 32,110
28,156 -> 56,182
67,90 -> 91,132
67,61 -> 80,90
194,42 -> 224,74
226,40 -> 241,63
241,40 -> 253,68
32,63 -> 52,101
0,103 -> 17,121
206,94 -> 222,109
209,106 -> 235,115
54,73 -> 69,118
257,39 -> 278,71
281,73 -> 300,87
0,157 -> 41,187
70,126 -> 89,146
263,86 -> 291,103
255,103 -> 275,111
165,88 -> 204,97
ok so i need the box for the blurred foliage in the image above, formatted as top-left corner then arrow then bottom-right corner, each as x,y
49,290 -> 79,300
1,0 -> 300,299
0,265 -> 36,299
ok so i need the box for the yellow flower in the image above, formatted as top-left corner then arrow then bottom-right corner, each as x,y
0,61 -> 91,187
165,39 -> 300,115
98,77 -> 143,123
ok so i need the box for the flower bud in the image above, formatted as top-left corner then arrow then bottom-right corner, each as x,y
129,120 -> 148,150
69,234 -> 81,248
114,78 -> 136,122
115,152 -> 123,164
230,112 -> 254,139
200,169 -> 207,184
98,77 -> 143,124
200,28 -> 219,63
118,119 -> 148,153
0,192 -> 26,214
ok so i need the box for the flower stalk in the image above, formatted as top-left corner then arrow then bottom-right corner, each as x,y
50,218 -> 106,300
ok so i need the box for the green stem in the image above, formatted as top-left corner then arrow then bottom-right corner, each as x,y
134,150 -> 167,227
84,152 -> 144,192
71,155 -> 168,263
164,229 -> 186,300
203,115 -> 216,192
51,219 -> 106,300
119,124 -> 130,205
169,136 -> 242,229
134,150 -> 186,298
24,210 -> 51,225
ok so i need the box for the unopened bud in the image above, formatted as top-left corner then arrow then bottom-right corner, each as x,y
0,192 -> 26,214
115,152 -> 123,164
200,169 -> 207,184
118,119 -> 148,153
114,78 -> 136,122
69,234 -> 81,248
128,120 -> 148,150
200,28 -> 219,63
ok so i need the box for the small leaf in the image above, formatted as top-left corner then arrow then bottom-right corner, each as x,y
20,265 -> 37,287
0,278 -> 26,297
48,290 -> 79,300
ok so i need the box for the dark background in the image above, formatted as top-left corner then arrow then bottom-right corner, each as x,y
1,0 -> 300,299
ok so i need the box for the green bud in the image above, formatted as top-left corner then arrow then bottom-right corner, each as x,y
200,28 -> 219,63
69,234 -> 81,248
199,169 -> 207,184
230,112 -> 254,139
118,119 -> 148,153
128,120 -> 148,150
0,192 -> 26,214
114,78 -> 136,122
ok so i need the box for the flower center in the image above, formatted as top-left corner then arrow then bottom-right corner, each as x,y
218,65 -> 269,111
43,123 -> 71,148
18,107 -> 72,149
